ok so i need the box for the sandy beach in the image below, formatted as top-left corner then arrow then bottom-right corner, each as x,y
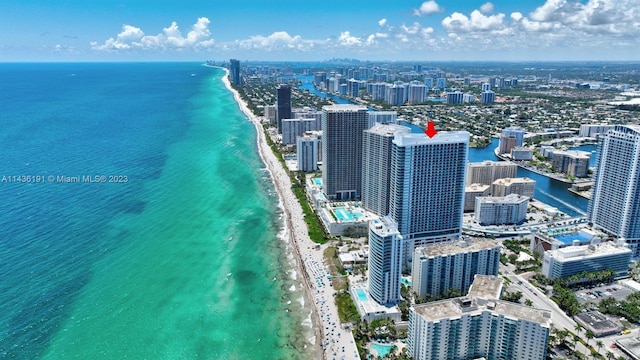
220,69 -> 360,360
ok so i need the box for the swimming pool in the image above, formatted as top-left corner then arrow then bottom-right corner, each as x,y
313,178 -> 322,186
556,233 -> 591,244
356,289 -> 368,301
401,277 -> 412,286
370,343 -> 394,358
333,207 -> 363,222
334,207 -> 353,221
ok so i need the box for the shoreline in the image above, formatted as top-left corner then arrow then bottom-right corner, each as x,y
219,68 -> 359,360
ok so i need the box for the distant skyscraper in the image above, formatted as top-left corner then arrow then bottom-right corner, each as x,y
498,126 -> 525,154
229,59 -> 241,85
321,104 -> 369,200
446,91 -> 464,104
362,123 -> 410,216
386,85 -> 405,106
368,217 -> 403,305
481,90 -> 495,104
408,83 -> 427,104
367,111 -> 398,128
276,84 -> 292,134
389,131 -> 469,259
589,125 -> 640,258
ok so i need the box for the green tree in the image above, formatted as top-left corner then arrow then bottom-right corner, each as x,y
585,329 -> 595,346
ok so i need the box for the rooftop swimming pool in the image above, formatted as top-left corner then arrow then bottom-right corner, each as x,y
313,178 -> 322,186
555,233 -> 592,244
356,288 -> 368,302
333,206 -> 363,222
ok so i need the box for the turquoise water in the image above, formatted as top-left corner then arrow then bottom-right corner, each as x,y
334,207 -> 353,221
556,233 -> 591,244
370,343 -> 394,358
0,63 -> 316,359
356,289 -> 368,301
313,178 -> 322,186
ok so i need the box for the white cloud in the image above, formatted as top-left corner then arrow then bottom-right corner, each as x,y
510,12 -> 523,22
479,2 -> 495,14
518,0 -> 640,35
91,17 -> 215,51
414,1 -> 442,16
442,10 -> 506,33
237,31 -> 314,51
337,31 -> 362,46
401,22 -> 422,34
378,18 -> 387,27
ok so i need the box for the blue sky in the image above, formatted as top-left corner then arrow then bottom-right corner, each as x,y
1,0 -> 639,61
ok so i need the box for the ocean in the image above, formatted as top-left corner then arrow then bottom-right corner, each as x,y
0,63 -> 316,359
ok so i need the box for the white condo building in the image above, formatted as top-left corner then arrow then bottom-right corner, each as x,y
589,125 -> 640,259
297,132 -> 320,172
491,177 -> 536,198
368,217 -> 403,305
389,131 -> 469,261
409,276 -> 551,360
362,123 -> 410,216
412,239 -> 501,300
321,104 -> 369,200
466,161 -> 518,186
475,194 -> 529,226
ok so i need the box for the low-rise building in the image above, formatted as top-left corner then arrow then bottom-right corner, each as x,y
541,242 -> 632,280
511,146 -> 533,161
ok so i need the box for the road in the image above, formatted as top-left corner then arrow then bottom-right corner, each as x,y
506,274 -> 599,357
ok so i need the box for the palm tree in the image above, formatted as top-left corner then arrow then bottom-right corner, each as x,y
585,330 -> 595,346
575,323 -> 584,336
596,340 -> 604,354
572,334 -> 581,352
606,351 -> 614,360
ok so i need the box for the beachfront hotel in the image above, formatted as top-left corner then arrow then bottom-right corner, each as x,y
361,123 -> 410,216
408,276 -> 551,360
321,104 -> 369,201
588,125 -> 640,259
388,131 -> 469,263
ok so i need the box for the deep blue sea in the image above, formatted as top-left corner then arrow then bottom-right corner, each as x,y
0,63 -> 316,359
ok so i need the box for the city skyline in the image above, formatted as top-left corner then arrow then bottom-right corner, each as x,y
1,0 -> 639,62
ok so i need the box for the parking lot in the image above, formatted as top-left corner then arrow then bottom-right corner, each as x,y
575,284 -> 633,305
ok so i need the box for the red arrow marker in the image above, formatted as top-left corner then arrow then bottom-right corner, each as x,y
424,121 -> 438,138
